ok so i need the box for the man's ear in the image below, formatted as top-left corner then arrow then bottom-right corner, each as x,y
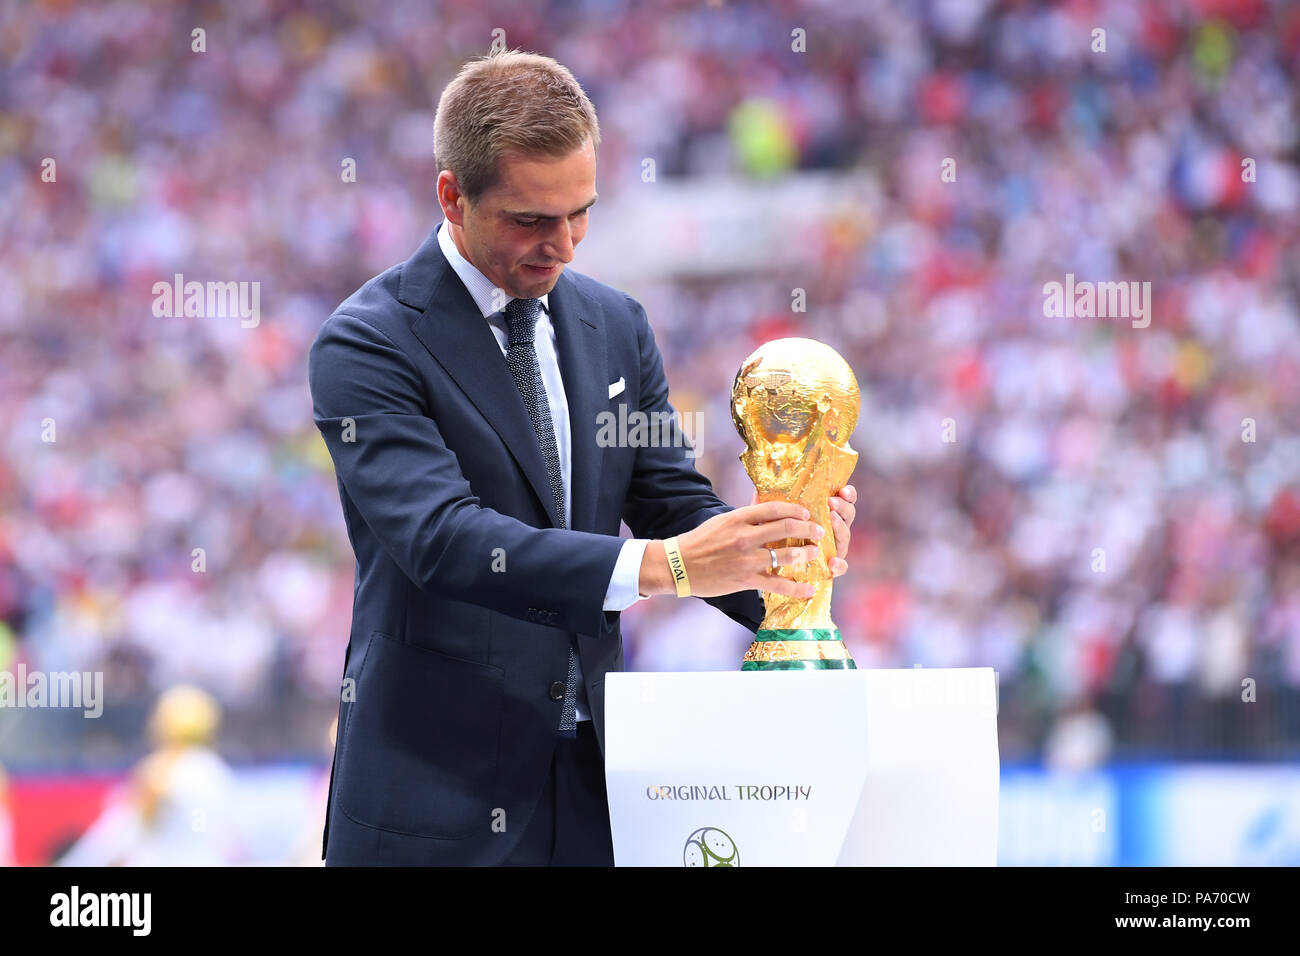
437,171 -> 466,225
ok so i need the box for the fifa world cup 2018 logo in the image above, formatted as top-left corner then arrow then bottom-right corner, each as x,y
684,827 -> 739,867
731,337 -> 860,670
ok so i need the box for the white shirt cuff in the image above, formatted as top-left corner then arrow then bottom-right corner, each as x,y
603,538 -> 652,611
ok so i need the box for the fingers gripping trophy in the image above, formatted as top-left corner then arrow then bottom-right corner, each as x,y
731,338 -> 860,670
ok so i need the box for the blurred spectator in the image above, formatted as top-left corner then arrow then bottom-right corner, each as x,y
56,685 -> 240,865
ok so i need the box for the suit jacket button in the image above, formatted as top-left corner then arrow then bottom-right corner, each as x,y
548,681 -> 565,701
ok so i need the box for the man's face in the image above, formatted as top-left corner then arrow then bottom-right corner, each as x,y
441,136 -> 596,300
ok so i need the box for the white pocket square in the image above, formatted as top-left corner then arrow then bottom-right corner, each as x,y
608,376 -> 625,399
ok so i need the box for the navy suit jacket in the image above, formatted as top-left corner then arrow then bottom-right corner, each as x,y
308,220 -> 765,865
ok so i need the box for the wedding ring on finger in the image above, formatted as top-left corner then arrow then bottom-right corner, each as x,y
768,547 -> 779,571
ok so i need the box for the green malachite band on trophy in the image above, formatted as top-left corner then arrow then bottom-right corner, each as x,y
753,628 -> 841,641
741,627 -> 856,669
741,660 -> 858,670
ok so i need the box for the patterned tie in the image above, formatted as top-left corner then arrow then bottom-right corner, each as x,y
503,296 -> 578,738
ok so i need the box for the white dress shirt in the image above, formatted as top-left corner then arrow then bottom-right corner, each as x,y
437,221 -> 650,721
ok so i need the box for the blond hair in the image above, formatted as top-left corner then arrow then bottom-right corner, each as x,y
433,49 -> 601,205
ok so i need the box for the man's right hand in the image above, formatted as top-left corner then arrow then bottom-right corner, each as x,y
637,502 -> 824,600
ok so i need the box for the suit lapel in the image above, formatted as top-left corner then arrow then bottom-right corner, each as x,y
402,222 -> 608,533
405,226 -> 559,528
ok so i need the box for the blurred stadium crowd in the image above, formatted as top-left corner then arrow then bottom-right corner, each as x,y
1,0 -> 1299,790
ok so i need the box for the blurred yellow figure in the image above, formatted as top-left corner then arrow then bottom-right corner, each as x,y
58,685 -> 240,866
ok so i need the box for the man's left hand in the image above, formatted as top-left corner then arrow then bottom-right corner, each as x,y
828,484 -> 856,577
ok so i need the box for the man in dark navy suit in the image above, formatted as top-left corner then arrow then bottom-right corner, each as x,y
308,50 -> 857,865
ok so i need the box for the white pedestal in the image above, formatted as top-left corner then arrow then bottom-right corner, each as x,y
604,668 -> 999,866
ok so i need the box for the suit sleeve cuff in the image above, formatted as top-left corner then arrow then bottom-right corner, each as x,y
603,538 -> 652,612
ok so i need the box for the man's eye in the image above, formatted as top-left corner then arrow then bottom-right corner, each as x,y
515,219 -> 538,227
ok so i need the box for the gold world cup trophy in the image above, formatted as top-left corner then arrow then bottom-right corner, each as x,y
731,338 -> 860,670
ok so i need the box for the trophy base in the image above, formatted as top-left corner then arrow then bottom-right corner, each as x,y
740,628 -> 857,670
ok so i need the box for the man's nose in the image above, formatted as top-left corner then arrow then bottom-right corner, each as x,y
543,220 -> 576,262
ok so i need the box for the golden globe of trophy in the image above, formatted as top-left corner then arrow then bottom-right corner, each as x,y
731,338 -> 860,670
